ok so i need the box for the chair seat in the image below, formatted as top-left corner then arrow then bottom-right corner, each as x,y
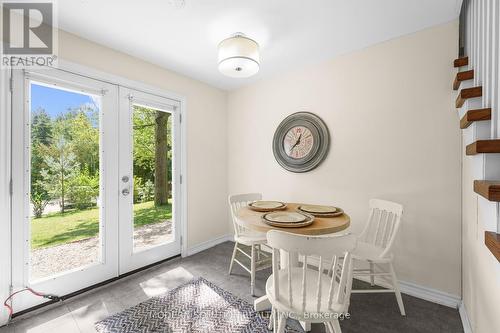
352,241 -> 390,262
265,268 -> 346,321
235,232 -> 267,246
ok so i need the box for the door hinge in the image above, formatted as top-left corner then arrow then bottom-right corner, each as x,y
9,77 -> 13,92
180,235 -> 183,247
179,113 -> 182,123
180,174 -> 183,184
9,179 -> 13,195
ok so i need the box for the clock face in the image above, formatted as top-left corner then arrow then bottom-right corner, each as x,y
283,126 -> 314,159
273,112 -> 330,173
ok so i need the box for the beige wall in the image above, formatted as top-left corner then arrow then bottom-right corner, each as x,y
58,30 -> 229,249
227,21 -> 462,295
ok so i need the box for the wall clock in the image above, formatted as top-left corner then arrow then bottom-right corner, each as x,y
273,112 -> 330,173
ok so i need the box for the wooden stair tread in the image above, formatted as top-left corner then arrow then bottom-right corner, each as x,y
485,232 -> 500,262
460,108 -> 491,129
453,70 -> 474,90
466,140 -> 500,155
454,57 -> 469,67
456,86 -> 482,108
474,180 -> 500,201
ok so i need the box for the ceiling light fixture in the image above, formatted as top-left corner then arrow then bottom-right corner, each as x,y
218,33 -> 260,78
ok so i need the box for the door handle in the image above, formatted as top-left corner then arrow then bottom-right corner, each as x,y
122,188 -> 130,196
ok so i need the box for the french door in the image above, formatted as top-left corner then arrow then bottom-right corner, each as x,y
118,87 -> 181,274
11,68 -> 182,311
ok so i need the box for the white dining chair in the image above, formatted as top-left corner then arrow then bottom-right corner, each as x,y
228,193 -> 272,296
351,199 -> 405,316
265,230 -> 357,333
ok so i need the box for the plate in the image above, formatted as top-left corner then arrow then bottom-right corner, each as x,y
298,207 -> 344,217
248,200 -> 286,212
263,212 -> 307,223
262,212 -> 315,228
299,205 -> 337,214
264,219 -> 314,228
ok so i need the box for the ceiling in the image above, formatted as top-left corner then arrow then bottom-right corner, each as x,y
58,0 -> 461,90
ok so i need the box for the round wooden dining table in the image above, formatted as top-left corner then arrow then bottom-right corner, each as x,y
235,202 -> 350,331
236,202 -> 350,236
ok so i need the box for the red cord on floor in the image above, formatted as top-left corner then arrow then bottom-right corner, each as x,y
3,288 -> 61,320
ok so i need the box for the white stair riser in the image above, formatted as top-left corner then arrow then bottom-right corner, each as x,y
462,119 -> 492,145
478,196 -> 500,232
484,154 -> 500,179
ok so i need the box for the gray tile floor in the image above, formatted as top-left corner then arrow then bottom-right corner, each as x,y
0,242 -> 463,333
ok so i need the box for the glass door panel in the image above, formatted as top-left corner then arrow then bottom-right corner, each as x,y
29,82 -> 102,281
132,105 -> 174,251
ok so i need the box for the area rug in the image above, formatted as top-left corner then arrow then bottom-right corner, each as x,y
95,277 -> 301,333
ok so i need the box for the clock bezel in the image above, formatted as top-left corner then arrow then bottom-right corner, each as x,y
273,112 -> 330,173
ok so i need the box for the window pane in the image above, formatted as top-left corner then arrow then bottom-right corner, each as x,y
29,82 -> 101,280
132,105 -> 173,251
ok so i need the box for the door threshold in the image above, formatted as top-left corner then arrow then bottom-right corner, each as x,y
12,254 -> 181,319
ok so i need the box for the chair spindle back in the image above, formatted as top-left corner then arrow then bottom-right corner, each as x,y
359,199 -> 403,258
267,230 -> 357,313
228,193 -> 262,237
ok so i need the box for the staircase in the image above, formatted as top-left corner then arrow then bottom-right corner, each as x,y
454,56 -> 500,262
454,2 -> 500,331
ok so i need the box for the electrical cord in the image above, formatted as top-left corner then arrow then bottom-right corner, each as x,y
3,288 -> 61,324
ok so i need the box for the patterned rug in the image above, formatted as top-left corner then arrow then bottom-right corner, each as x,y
95,277 -> 301,333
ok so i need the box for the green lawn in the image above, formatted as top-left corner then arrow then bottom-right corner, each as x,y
31,201 -> 172,249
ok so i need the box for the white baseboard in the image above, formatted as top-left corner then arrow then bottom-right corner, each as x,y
304,256 -> 462,309
398,280 -> 461,308
184,234 -> 234,257
459,301 -> 473,333
354,275 -> 460,308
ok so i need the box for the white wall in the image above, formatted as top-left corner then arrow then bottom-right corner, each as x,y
227,20 -> 462,296
57,30 -> 229,249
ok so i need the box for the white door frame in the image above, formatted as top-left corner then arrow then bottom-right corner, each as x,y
118,86 -> 182,274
